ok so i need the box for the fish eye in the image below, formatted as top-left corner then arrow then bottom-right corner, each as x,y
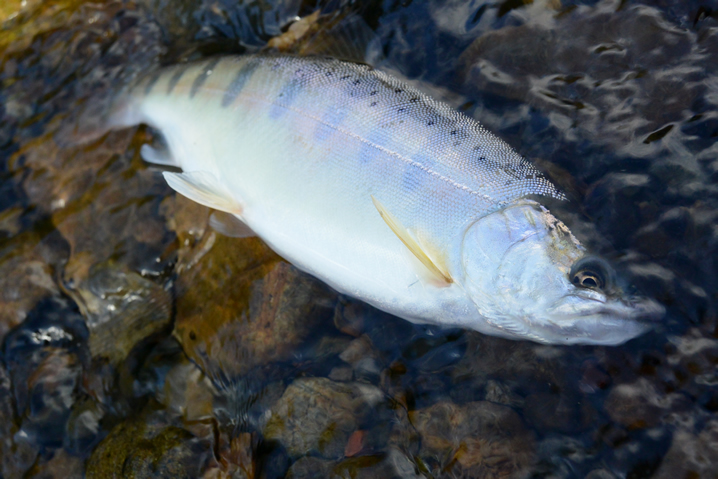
569,257 -> 614,291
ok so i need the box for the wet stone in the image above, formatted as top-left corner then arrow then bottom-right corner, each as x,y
260,377 -> 387,460
85,412 -> 210,479
483,379 -> 523,408
70,262 -> 173,366
64,396 -> 104,456
409,401 -> 536,479
25,449 -> 83,479
0,362 -> 39,479
452,333 -> 568,391
458,3 -> 711,155
604,377 -> 688,429
3,297 -> 88,449
202,432 -> 256,479
287,449 -> 423,479
154,354 -> 216,423
174,233 -> 336,382
339,335 -> 383,380
652,418 -> 718,479
0,247 -> 61,343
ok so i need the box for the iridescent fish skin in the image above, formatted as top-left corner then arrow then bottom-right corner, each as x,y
107,54 -> 662,345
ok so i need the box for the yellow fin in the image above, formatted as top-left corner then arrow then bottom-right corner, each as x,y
371,196 -> 453,284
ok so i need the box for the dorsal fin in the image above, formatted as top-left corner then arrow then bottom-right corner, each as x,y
371,195 -> 453,284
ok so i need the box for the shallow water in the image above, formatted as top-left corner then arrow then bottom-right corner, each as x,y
1,0 -> 717,477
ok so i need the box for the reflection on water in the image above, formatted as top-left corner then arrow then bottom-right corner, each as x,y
1,0 -> 717,477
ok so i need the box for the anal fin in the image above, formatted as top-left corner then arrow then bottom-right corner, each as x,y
209,211 -> 256,238
371,195 -> 452,284
163,171 -> 242,215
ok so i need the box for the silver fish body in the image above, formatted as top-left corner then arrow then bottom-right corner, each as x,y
106,54 -> 662,345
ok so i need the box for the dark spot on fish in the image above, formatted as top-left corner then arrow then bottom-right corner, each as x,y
398,108 -> 405,112
222,60 -> 259,107
395,89 -> 403,94
371,101 -> 377,107
166,67 -> 186,95
325,71 -> 333,76
190,57 -> 222,98
451,130 -> 457,135
143,71 -> 162,96
341,75 -> 351,80
410,97 -> 419,103
370,91 -> 377,96
427,120 -> 435,126
189,331 -> 197,341
353,79 -> 361,85
279,92 -> 284,97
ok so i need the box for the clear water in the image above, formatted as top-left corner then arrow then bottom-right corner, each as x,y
0,0 -> 717,477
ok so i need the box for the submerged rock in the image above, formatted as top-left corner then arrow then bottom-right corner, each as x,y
459,2 -> 712,156
3,297 -> 88,449
25,449 -> 83,479
70,262 -> 172,366
652,418 -> 718,478
85,412 -> 210,479
409,400 -> 535,478
287,448 -> 423,479
604,377 -> 688,429
0,245 -> 61,343
174,233 -> 335,382
260,377 -> 387,460
0,363 -> 39,479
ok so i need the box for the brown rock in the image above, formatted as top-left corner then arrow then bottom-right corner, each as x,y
410,401 -> 535,479
452,332 -> 567,389
71,262 -> 172,366
0,233 -> 60,343
174,233 -> 335,381
604,378 -> 687,429
261,377 -> 385,459
287,448 -> 423,479
25,449 -> 84,479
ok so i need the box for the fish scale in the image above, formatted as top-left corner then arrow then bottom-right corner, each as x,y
102,53 -> 661,345
139,55 -> 562,204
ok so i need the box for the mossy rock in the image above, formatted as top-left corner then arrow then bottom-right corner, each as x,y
86,417 -> 199,479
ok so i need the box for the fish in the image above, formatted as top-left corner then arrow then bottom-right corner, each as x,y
95,54 -> 662,345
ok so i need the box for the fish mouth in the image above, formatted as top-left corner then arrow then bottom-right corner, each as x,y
540,295 -> 665,345
549,294 -> 664,322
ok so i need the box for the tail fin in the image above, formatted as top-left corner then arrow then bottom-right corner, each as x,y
53,84 -> 142,147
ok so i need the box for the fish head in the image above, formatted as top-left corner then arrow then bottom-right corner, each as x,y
457,200 -> 663,345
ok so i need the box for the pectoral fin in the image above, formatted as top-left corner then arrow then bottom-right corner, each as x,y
140,144 -> 176,167
163,171 -> 242,215
371,195 -> 452,284
209,211 -> 256,238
